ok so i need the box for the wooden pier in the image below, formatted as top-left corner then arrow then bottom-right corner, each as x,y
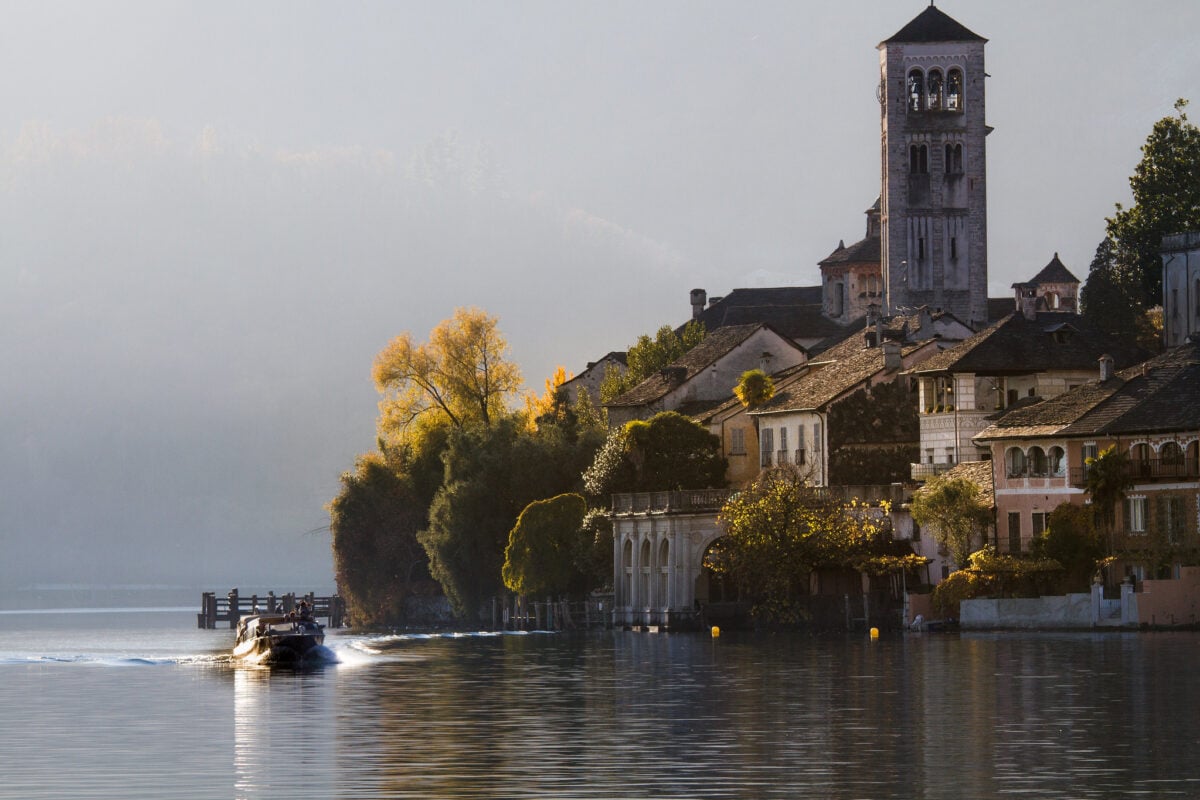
197,589 -> 345,629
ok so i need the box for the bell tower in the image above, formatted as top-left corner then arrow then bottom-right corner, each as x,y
879,5 -> 988,328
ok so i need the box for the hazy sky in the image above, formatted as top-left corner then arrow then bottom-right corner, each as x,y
3,1 -> 1197,592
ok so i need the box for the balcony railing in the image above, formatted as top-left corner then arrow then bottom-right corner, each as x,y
611,490 -> 734,515
611,484 -> 907,515
911,462 -> 954,481
1070,458 -> 1200,487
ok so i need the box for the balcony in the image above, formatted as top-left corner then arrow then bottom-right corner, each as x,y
611,490 -> 734,515
911,462 -> 954,481
1070,458 -> 1200,487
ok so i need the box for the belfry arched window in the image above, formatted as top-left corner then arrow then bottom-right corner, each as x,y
907,69 -> 925,112
946,68 -> 963,111
927,69 -> 944,111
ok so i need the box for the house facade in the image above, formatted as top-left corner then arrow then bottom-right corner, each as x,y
604,323 -> 807,428
974,342 -> 1200,586
909,259 -> 1143,481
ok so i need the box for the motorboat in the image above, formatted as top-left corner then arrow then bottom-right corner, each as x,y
233,613 -> 325,664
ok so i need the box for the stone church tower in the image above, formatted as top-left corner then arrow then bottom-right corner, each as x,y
879,5 -> 988,328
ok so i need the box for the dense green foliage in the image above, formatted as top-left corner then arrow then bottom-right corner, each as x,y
502,493 -> 590,597
910,475 -> 992,569
419,417 -> 604,620
328,445 -> 443,627
1030,503 -> 1105,593
599,321 -> 705,403
1106,99 -> 1200,309
714,466 -> 893,622
582,411 -> 727,499
932,547 -> 1063,617
1084,445 -> 1134,545
828,380 -> 920,485
1080,237 -> 1162,350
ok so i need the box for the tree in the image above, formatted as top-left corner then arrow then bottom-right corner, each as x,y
1084,445 -> 1134,553
328,449 -> 434,626
1080,237 -> 1160,350
910,475 -> 992,569
582,411 -> 727,499
715,466 -> 891,622
373,307 -> 522,442
734,369 -> 775,408
599,321 -> 705,403
419,417 -> 602,620
1106,99 -> 1200,308
502,493 -> 589,597
1031,502 -> 1104,592
523,366 -> 572,431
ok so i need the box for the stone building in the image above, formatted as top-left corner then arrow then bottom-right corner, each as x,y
879,5 -> 989,328
1162,232 -> 1200,349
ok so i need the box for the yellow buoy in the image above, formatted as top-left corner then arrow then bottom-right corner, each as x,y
869,627 -> 879,640
711,626 -> 720,638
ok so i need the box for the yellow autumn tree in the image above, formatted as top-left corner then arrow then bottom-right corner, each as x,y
373,307 -> 522,444
523,366 -> 573,431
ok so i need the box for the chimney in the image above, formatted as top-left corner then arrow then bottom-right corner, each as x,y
882,339 -> 902,371
690,288 -> 707,319
1098,354 -> 1114,382
865,303 -> 881,347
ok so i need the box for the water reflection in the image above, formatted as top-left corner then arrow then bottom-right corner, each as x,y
233,665 -> 337,800
313,631 -> 1200,799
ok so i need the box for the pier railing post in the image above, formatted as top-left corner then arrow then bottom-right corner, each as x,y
228,588 -> 240,629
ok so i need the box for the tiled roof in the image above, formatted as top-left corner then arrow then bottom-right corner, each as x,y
883,5 -> 985,44
941,460 -> 995,508
607,324 -> 802,408
975,341 -> 1200,441
910,311 -> 1147,376
1025,253 -> 1080,286
987,297 -> 1015,322
819,234 -> 881,266
752,336 -> 930,415
689,286 -> 853,342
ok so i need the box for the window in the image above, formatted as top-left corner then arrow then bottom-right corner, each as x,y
907,69 -> 925,112
1032,512 -> 1048,538
949,237 -> 958,260
796,426 -> 806,465
1006,447 -> 1027,478
1126,496 -> 1147,534
944,143 -> 963,174
1131,442 -> 1151,476
1008,512 -> 1022,554
760,428 -> 774,468
946,68 -> 963,111
927,69 -> 944,110
912,522 -> 921,542
1161,441 -> 1183,466
1164,495 -> 1187,543
910,144 -> 928,174
778,426 -> 789,464
918,237 -> 926,260
730,427 -> 746,456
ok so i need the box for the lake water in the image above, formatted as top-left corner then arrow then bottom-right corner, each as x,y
1,609 -> 1198,799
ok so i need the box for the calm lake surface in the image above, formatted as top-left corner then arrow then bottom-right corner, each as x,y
1,609 -> 1198,799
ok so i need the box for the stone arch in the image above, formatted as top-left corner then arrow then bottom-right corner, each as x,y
1006,446 -> 1027,478
927,68 -> 944,110
1028,446 -> 1048,477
